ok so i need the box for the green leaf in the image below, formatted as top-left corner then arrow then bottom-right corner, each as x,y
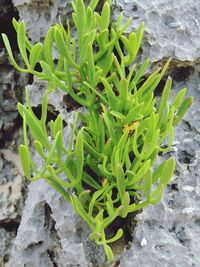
12,18 -> 32,51
171,88 -> 187,110
54,114 -> 63,136
55,131 -> 63,158
134,68 -> 161,98
54,28 -> 67,58
133,58 -> 150,84
106,201 -> 113,217
104,245 -> 113,261
71,195 -> 94,229
29,42 -> 43,71
79,190 -> 91,206
128,160 -> 151,187
115,164 -> 125,201
119,78 -> 128,101
110,111 -> 125,121
100,2 -> 110,31
75,0 -> 86,47
86,7 -> 94,30
43,26 -> 55,69
89,187 -> 107,216
17,21 -> 30,67
82,172 -> 101,190
106,228 -> 123,244
122,102 -> 144,125
97,29 -> 109,49
41,93 -> 48,129
119,192 -> 130,218
160,157 -> 175,186
100,77 -> 119,110
142,169 -> 152,200
136,22 -> 144,48
158,76 -> 172,124
97,50 -> 114,77
19,144 -> 31,180
2,34 -> 28,73
150,184 -> 164,205
116,12 -> 123,30
18,103 -> 50,149
75,130 -> 84,182
101,105 -> 117,143
89,0 -> 99,10
152,160 -> 167,183
173,96 -> 193,126
34,140 -> 46,159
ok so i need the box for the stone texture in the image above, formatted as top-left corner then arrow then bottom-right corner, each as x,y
0,149 -> 25,266
9,174 -> 88,267
113,0 -> 200,63
12,0 -> 73,42
0,49 -> 28,148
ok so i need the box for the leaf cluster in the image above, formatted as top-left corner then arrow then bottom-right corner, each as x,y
2,0 -> 192,261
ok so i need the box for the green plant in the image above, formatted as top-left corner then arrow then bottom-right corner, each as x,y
3,0 -> 192,261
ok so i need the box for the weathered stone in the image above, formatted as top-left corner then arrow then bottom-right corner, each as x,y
0,149 -> 24,266
12,0 -> 73,42
9,179 -> 88,267
113,0 -> 200,63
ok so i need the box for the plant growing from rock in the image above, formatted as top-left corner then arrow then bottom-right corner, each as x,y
2,0 -> 192,261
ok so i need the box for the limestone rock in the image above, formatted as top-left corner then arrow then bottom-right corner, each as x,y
113,0 -> 200,63
12,0 -> 73,42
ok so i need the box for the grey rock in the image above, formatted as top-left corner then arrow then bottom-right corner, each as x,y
113,0 -> 200,63
9,178 -> 88,267
0,149 -> 24,266
12,0 -> 73,42
0,228 -> 16,266
0,50 -> 28,146
0,149 -> 24,221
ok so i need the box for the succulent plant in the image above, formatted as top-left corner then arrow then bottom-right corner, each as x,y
2,0 -> 192,261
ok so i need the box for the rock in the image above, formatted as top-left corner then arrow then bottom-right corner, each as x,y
0,228 -> 16,267
0,149 -> 24,266
113,0 -> 200,63
12,0 -> 73,42
0,150 -> 24,221
0,49 -> 28,148
9,179 -> 88,267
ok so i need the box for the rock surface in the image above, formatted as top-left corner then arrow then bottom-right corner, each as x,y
113,0 -> 200,63
9,178 -> 88,267
0,0 -> 200,266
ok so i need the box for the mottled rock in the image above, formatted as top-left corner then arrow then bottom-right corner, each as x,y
0,149 -> 24,266
0,150 -> 24,221
0,50 -> 28,148
12,0 -> 73,41
9,179 -> 88,267
113,0 -> 200,63
0,228 -> 16,266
